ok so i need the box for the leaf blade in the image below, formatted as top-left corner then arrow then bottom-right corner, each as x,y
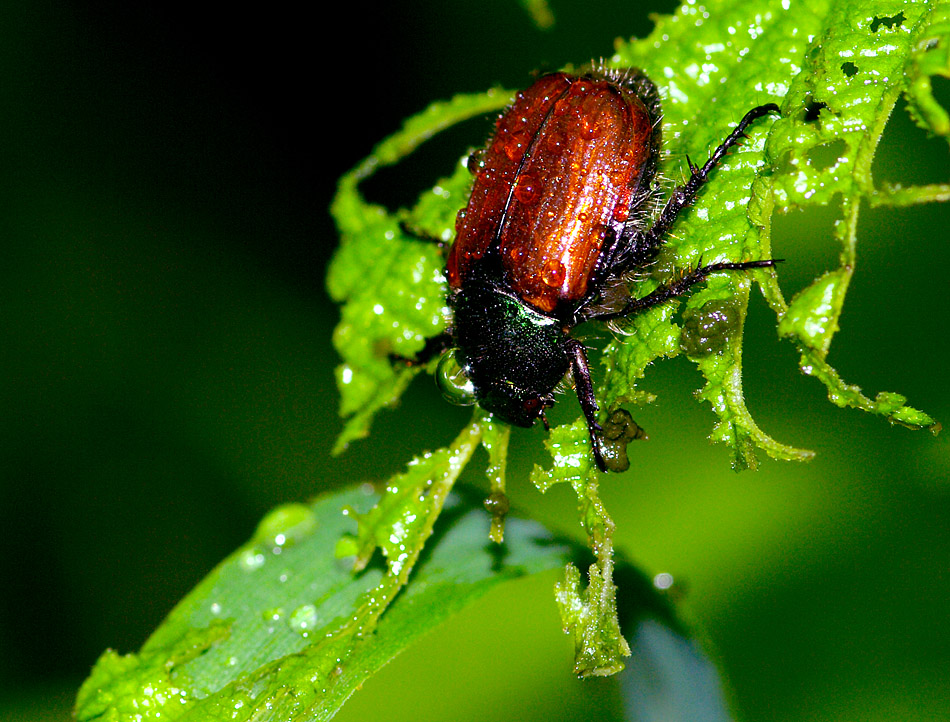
75,483 -> 571,721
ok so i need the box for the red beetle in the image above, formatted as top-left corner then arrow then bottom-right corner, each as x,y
426,67 -> 778,471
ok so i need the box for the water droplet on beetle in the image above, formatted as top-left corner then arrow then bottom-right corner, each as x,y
579,117 -> 601,140
588,224 -> 609,246
542,259 -> 566,287
466,149 -> 486,174
513,175 -> 540,204
571,81 -> 591,95
504,131 -> 531,160
545,130 -> 565,151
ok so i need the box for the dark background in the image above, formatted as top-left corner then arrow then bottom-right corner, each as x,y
2,2 -> 947,721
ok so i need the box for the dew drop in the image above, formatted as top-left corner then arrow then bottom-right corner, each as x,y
513,175 -> 540,204
504,131 -> 531,160
588,224 -> 609,246
289,604 -> 319,636
545,130 -> 565,151
542,259 -> 566,288
262,607 -> 284,623
251,503 -> 318,551
680,300 -> 740,357
579,116 -> 601,140
571,81 -> 591,95
240,549 -> 266,571
466,148 -> 486,174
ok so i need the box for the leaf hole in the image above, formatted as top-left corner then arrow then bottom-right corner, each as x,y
803,99 -> 829,122
806,139 -> 847,172
933,74 -> 950,105
841,62 -> 859,78
873,94 -> 950,187
770,202 -> 842,297
870,12 -> 904,32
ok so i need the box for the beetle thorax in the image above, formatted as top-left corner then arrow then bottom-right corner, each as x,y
452,280 -> 570,427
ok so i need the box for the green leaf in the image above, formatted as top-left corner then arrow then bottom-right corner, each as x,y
75,481 -> 571,721
896,2 -> 950,142
76,456 -> 736,722
757,0 -> 945,433
480,414 -> 513,543
530,421 -> 631,676
609,0 -> 944,463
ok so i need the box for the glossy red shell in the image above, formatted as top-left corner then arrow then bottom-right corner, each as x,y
447,72 -> 655,315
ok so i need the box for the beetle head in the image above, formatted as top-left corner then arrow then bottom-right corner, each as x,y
450,280 -> 570,428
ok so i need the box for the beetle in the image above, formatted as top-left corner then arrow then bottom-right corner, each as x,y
415,66 -> 779,472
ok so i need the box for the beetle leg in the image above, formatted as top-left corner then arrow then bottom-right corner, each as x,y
615,103 -> 780,272
565,338 -> 607,472
589,259 -> 780,322
539,410 -> 551,432
389,332 -> 454,366
686,154 -> 700,176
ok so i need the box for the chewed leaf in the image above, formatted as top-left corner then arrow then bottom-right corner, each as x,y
327,91 -> 512,452
606,6 -> 811,466
602,0 -> 945,463
903,4 -> 950,142
778,269 -> 846,358
530,421 -> 631,676
327,213 -> 447,452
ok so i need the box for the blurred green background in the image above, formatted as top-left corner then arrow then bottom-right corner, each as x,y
2,2 -> 947,720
